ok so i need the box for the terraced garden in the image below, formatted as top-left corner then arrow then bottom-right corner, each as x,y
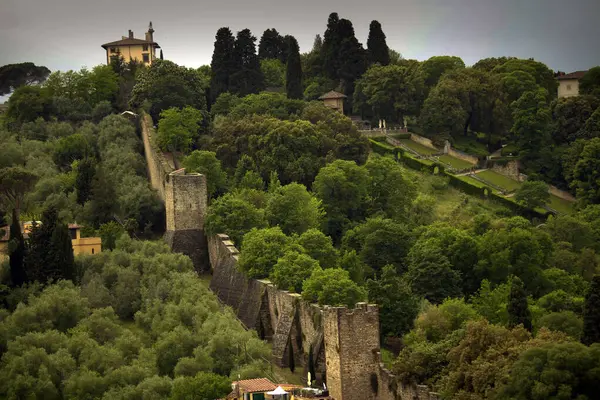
475,170 -> 522,192
438,154 -> 475,170
398,139 -> 439,156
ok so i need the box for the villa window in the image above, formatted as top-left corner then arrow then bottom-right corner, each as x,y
143,44 -> 148,51
143,53 -> 150,63
110,47 -> 117,53
567,84 -> 572,90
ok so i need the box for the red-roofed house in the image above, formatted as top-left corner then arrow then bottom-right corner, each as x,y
228,378 -> 278,399
556,71 -> 587,98
101,22 -> 160,65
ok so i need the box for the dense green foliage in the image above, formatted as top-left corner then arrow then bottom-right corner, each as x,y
0,238 -> 269,399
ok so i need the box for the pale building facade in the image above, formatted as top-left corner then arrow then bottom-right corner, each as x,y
557,71 -> 587,98
101,22 -> 160,65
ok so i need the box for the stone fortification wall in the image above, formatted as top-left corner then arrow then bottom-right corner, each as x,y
323,304 -> 381,400
164,169 -> 209,271
410,133 -> 438,150
140,112 -> 173,201
208,233 -> 439,400
209,234 -> 325,375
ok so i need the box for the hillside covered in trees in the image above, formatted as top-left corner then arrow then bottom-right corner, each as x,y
1,10 -> 600,400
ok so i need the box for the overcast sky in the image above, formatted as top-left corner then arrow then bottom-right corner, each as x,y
0,0 -> 598,74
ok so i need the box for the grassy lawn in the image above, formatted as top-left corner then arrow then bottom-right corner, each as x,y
476,170 -> 522,192
548,195 -> 574,214
398,139 -> 439,156
438,154 -> 475,170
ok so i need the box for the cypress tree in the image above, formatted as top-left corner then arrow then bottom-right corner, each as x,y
88,166 -> 117,228
507,276 -> 532,331
322,12 -> 341,80
230,29 -> 265,96
160,49 -> 164,60
312,34 -> 323,53
210,27 -> 236,102
336,19 -> 367,110
258,28 -> 285,61
582,276 -> 600,345
24,207 -> 58,283
75,157 -> 96,205
8,208 -> 26,287
367,20 -> 390,66
48,222 -> 75,282
285,35 -> 303,100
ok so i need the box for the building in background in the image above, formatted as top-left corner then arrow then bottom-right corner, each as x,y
3,221 -> 102,257
319,91 -> 347,114
556,71 -> 587,98
101,22 -> 160,65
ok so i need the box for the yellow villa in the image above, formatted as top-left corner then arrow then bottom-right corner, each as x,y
101,22 -> 160,65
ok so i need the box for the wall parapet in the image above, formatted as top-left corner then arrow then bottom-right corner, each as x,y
209,233 -> 437,400
140,112 -> 174,201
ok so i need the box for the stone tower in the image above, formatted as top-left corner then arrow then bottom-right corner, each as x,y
323,303 -> 382,400
164,169 -> 209,271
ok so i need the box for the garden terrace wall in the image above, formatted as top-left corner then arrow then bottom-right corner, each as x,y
410,133 -> 438,150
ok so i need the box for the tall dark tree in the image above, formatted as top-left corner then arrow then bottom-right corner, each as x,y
48,222 -> 75,282
88,166 -> 117,228
322,13 -> 342,80
8,208 -> 26,287
507,276 -> 532,331
24,207 -> 58,283
336,19 -> 367,107
160,49 -> 164,60
0,62 -> 50,96
582,275 -> 600,345
366,20 -> 390,66
285,35 -> 303,99
210,27 -> 236,102
75,158 -> 96,205
258,28 -> 285,61
230,29 -> 265,96
312,34 -> 323,53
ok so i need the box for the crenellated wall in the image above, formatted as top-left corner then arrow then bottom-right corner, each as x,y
208,233 -> 440,400
140,112 -> 174,201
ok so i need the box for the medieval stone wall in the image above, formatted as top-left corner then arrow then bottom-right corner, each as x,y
140,112 -> 173,201
207,233 -> 440,400
208,234 -> 324,374
164,169 -> 209,271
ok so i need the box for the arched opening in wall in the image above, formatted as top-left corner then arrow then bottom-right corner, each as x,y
287,336 -> 296,373
256,293 -> 274,340
370,373 -> 379,395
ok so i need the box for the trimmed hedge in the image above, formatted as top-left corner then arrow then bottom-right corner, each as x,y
390,133 -> 411,140
444,172 -> 491,198
489,192 -> 550,219
369,139 -> 396,156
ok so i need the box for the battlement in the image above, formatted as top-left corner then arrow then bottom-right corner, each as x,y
164,168 -> 208,271
324,302 -> 379,316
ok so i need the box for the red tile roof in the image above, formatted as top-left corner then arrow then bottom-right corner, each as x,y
234,378 -> 277,393
556,71 -> 587,80
68,223 -> 82,229
319,90 -> 347,100
101,38 -> 160,49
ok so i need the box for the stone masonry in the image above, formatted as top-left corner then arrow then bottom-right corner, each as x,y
164,169 -> 209,272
